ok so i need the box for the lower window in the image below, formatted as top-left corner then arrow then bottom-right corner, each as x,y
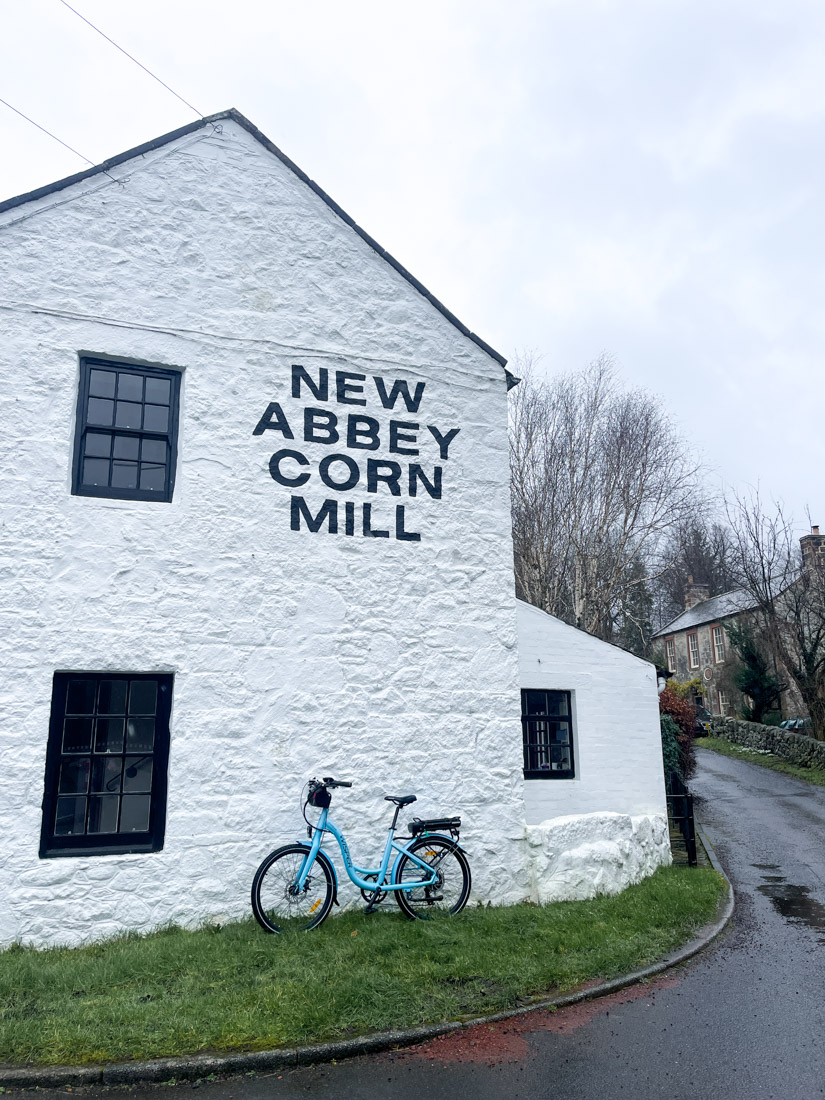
521,689 -> 575,779
40,672 -> 173,858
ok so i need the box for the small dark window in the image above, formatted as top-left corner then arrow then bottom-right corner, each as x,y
40,672 -> 173,857
72,358 -> 181,502
521,689 -> 575,779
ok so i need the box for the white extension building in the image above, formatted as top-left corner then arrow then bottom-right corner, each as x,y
0,110 -> 669,947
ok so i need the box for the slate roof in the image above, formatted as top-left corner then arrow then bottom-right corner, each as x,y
653,588 -> 758,638
0,108 -> 507,370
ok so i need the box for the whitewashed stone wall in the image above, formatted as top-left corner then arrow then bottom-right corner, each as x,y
526,813 -> 671,903
517,602 -> 670,898
0,118 -> 528,947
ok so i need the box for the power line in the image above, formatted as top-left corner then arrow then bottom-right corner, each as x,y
57,0 -> 204,119
0,96 -> 119,182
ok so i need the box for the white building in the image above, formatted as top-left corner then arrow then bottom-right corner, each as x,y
0,110 -> 669,947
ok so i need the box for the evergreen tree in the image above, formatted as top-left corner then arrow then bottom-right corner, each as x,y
725,620 -> 783,723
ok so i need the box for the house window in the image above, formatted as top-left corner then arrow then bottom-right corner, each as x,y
72,357 -> 181,502
521,689 -> 575,779
687,632 -> 700,670
40,672 -> 173,857
665,638 -> 676,673
712,625 -> 725,664
718,689 -> 729,717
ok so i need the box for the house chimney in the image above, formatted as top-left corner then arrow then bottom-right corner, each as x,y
800,524 -> 825,569
683,575 -> 711,610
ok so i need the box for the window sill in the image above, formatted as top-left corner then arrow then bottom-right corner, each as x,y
40,839 -> 163,859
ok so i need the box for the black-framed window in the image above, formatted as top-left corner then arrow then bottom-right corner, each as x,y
72,357 -> 181,502
521,689 -> 575,779
40,672 -> 173,858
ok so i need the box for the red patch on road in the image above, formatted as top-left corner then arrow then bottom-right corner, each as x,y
393,975 -> 680,1066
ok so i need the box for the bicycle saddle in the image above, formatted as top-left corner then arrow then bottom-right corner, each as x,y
384,794 -> 417,806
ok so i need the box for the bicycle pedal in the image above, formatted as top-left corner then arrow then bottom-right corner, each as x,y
364,904 -> 381,915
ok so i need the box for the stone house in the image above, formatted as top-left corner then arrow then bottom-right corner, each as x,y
654,526 -> 825,719
653,581 -> 757,716
0,109 -> 669,947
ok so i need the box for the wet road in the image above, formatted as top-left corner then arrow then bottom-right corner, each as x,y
30,747 -> 825,1099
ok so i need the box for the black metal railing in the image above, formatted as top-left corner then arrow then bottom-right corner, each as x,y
666,771 -> 697,867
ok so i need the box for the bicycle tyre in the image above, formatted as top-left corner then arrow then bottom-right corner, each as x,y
393,836 -> 471,920
251,844 -> 335,933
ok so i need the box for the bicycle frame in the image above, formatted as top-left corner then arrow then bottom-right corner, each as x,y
296,807 -> 441,894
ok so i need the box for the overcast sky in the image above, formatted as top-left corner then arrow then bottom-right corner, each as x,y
2,0 -> 823,530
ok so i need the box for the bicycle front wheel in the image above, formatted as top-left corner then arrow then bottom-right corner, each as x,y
251,844 -> 334,933
393,836 -> 471,920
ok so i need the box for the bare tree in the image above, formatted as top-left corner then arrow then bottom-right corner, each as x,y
509,355 -> 702,646
727,491 -> 825,739
652,518 -> 738,628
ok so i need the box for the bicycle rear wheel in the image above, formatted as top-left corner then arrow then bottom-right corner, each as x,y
393,836 -> 471,920
251,844 -> 334,933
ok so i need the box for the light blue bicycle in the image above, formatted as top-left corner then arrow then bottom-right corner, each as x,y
251,776 -> 471,931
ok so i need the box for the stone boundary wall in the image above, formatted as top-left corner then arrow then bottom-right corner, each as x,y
709,717 -> 825,769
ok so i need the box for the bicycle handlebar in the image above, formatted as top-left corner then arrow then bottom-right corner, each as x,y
320,776 -> 352,788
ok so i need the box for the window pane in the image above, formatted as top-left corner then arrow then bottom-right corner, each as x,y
84,432 -> 112,457
115,401 -> 143,429
66,680 -> 97,714
126,718 -> 155,751
91,756 -> 122,793
55,796 -> 87,836
145,377 -> 171,404
95,717 -> 124,753
129,681 -> 157,715
63,718 -> 93,753
58,758 -> 90,794
89,370 -> 116,398
98,680 -> 128,714
524,690 -> 548,716
87,397 -> 114,426
143,404 -> 168,433
113,435 -> 140,460
547,693 -> 568,717
117,373 -> 144,401
142,404 -> 169,432
111,461 -> 138,489
119,795 -> 151,833
82,457 -> 110,487
91,756 -> 122,792
551,746 -> 571,770
88,796 -> 120,834
139,463 -> 166,491
123,756 -> 153,793
141,438 -> 166,463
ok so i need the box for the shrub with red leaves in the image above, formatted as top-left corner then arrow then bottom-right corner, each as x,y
658,686 -> 697,778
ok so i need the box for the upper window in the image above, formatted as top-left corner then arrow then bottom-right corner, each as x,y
40,672 -> 173,858
687,632 -> 700,669
665,638 -> 676,673
72,357 -> 181,502
521,689 -> 575,779
712,625 -> 725,664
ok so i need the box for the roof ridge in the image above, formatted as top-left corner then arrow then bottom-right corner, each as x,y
0,108 -> 507,369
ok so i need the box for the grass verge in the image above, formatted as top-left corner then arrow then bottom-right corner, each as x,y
0,865 -> 725,1067
699,737 -> 825,787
